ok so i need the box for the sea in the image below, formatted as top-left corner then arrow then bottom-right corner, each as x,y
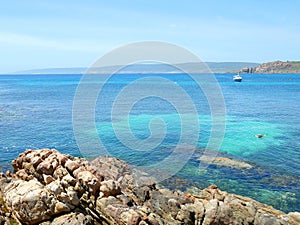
0,72 -> 299,213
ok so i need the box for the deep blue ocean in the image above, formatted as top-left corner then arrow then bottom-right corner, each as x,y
0,73 -> 299,213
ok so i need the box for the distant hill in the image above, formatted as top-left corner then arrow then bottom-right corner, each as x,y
206,62 -> 260,73
9,61 -> 300,75
13,62 -> 260,74
14,67 -> 87,75
250,61 -> 300,74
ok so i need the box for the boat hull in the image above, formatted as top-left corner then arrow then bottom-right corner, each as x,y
233,78 -> 242,82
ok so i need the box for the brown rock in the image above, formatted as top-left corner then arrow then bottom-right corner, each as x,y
65,160 -> 80,174
65,186 -> 80,206
43,174 -> 54,184
2,149 -> 300,225
61,174 -> 76,187
76,171 -> 100,195
202,198 -> 219,225
53,166 -> 69,180
96,196 -> 120,210
39,149 -> 54,159
54,202 -> 71,214
37,153 -> 59,175
50,212 -> 93,225
56,154 -> 68,166
3,179 -> 68,224
100,180 -> 121,197
31,156 -> 43,168
120,209 -> 141,225
147,213 -> 164,225
90,156 -> 135,190
15,169 -> 29,180
46,180 -> 64,195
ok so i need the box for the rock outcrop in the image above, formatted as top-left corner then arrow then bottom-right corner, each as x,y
253,61 -> 292,74
0,148 -> 299,225
240,66 -> 254,73
240,60 -> 300,74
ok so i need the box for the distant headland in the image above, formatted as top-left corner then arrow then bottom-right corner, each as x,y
10,61 -> 300,75
239,61 -> 300,74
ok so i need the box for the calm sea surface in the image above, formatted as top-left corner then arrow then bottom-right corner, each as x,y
0,73 -> 299,212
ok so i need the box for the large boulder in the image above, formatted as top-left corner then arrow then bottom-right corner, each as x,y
3,179 -> 73,224
2,149 -> 101,224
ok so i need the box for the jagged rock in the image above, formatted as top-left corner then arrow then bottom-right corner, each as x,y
36,153 -> 59,175
100,179 -> 121,197
49,212 -> 93,225
43,174 -> 55,184
120,209 -> 141,225
2,149 -> 102,224
176,203 -> 197,224
90,156 -> 135,191
15,169 -> 30,180
0,149 -> 299,225
54,202 -> 71,214
3,179 -> 70,224
61,173 -> 76,187
202,198 -> 219,225
76,171 -> 100,195
65,160 -> 80,173
53,166 -> 69,180
147,213 -> 164,225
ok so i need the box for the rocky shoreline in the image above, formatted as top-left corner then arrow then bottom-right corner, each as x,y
239,60 -> 300,74
0,149 -> 299,225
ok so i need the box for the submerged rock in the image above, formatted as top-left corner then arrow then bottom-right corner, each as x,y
199,155 -> 253,169
0,148 -> 298,225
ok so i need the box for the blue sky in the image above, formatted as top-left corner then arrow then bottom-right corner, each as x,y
0,0 -> 299,73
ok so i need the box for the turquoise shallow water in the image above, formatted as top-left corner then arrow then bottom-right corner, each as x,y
0,73 -> 299,212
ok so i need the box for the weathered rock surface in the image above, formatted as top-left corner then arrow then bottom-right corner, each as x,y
39,212 -> 94,225
0,148 -> 299,225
